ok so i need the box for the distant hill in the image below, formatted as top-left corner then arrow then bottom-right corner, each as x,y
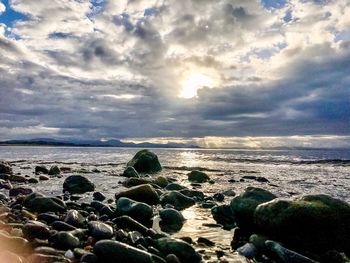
0,138 -> 200,149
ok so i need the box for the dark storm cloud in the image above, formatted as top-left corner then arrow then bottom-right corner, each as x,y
0,0 -> 349,148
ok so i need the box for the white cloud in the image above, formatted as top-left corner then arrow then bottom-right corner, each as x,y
0,0 -> 349,144
0,1 -> 5,15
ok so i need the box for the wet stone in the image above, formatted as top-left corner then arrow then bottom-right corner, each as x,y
88,221 -> 114,240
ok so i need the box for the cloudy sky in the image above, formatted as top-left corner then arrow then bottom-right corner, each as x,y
0,0 -> 349,148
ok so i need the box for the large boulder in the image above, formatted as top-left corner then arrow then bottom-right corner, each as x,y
127,150 -> 162,174
230,187 -> 276,229
254,194 -> 350,254
115,184 -> 159,205
0,160 -> 12,175
187,170 -> 210,183
63,175 -> 95,194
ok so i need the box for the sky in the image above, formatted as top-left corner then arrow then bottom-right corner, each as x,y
0,0 -> 349,148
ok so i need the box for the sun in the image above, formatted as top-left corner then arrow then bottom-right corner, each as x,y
179,72 -> 217,99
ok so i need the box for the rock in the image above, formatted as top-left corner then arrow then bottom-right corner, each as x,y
153,176 -> 168,188
160,191 -> 195,210
0,193 -> 8,201
65,210 -> 85,228
254,194 -> 350,254
236,243 -> 258,259
39,175 -> 50,181
0,173 -> 10,180
52,221 -> 77,231
231,227 -> 250,250
230,187 -> 276,229
113,216 -> 150,236
165,183 -> 186,191
249,234 -> 269,252
122,167 -> 140,178
48,165 -> 60,176
165,254 -> 181,263
23,193 -> 67,213
115,184 -> 159,205
201,201 -> 217,209
256,176 -> 269,183
179,189 -> 205,201
37,213 -> 60,224
124,178 -> 152,187
93,240 -> 163,263
159,208 -> 185,233
0,179 -> 12,190
23,221 -> 51,240
63,175 -> 95,194
127,149 -> 162,174
265,240 -> 318,263
28,178 -> 39,184
213,193 -> 225,202
80,252 -> 98,263
49,231 -> 80,250
197,237 -> 215,247
93,192 -> 106,201
156,237 -> 201,263
9,175 -> 27,182
35,165 -> 49,174
222,189 -> 236,197
187,171 -> 210,183
0,160 -> 12,175
116,197 -> 153,223
88,221 -> 113,240
9,187 -> 33,197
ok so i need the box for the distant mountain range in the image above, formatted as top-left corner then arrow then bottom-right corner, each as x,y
0,138 -> 200,148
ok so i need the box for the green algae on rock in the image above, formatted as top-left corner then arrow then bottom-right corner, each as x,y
127,149 -> 162,174
254,194 -> 350,254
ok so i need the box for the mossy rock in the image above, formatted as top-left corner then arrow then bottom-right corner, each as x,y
254,194 -> 350,254
127,150 -> 162,174
230,187 -> 276,230
187,171 -> 210,183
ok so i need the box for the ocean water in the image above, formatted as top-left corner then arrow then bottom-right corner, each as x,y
1,146 -> 349,200
1,146 -> 350,254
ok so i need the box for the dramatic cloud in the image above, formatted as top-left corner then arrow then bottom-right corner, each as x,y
0,0 -> 349,147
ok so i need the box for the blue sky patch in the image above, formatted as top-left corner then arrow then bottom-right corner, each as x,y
261,0 -> 287,9
0,0 -> 27,27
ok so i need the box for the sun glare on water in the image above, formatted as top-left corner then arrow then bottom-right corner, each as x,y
180,72 -> 218,99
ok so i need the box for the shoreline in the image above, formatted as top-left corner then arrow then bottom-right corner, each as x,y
0,150 -> 349,262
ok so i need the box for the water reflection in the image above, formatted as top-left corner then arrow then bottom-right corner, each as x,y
173,206 -> 234,247
178,151 -> 202,168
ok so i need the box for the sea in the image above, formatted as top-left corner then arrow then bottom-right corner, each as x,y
1,146 -> 350,252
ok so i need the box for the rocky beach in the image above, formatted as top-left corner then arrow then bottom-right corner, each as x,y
0,147 -> 349,263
